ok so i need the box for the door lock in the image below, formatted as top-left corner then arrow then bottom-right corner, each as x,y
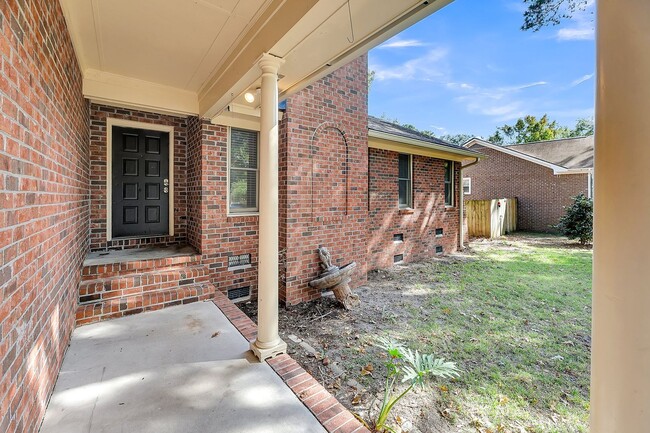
163,178 -> 169,186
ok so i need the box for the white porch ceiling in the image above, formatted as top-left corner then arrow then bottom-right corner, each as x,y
59,0 -> 452,119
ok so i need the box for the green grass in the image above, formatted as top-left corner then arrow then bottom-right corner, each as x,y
391,236 -> 592,432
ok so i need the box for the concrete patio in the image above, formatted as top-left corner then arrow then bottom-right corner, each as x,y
39,301 -> 327,433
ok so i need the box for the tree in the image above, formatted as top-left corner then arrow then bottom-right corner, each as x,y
521,0 -> 592,31
488,114 -> 567,145
488,115 -> 593,145
572,117 -> 594,136
440,133 -> 473,146
555,193 -> 593,245
368,70 -> 376,90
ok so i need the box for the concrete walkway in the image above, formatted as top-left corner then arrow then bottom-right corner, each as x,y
40,301 -> 326,433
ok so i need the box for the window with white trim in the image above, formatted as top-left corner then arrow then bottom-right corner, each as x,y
229,128 -> 259,213
463,177 -> 471,195
398,154 -> 412,208
444,161 -> 454,206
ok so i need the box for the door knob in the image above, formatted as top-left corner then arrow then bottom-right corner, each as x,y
163,178 -> 169,186
163,187 -> 169,194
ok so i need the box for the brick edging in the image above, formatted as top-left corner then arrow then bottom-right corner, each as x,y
211,292 -> 371,433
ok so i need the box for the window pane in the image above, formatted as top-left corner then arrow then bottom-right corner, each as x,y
398,154 -> 410,179
398,179 -> 409,206
231,129 -> 258,169
230,169 -> 257,210
445,183 -> 452,205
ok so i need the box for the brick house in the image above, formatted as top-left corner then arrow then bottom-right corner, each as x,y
0,1 -> 484,431
462,136 -> 593,232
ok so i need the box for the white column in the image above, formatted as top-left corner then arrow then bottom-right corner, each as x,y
591,2 -> 650,431
250,53 -> 287,361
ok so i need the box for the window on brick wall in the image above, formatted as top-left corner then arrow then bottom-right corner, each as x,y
463,177 -> 471,195
398,153 -> 412,208
229,128 -> 259,213
444,161 -> 454,206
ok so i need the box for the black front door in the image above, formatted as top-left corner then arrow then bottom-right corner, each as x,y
112,126 -> 170,238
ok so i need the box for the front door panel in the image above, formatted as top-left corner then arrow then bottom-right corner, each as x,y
112,126 -> 170,238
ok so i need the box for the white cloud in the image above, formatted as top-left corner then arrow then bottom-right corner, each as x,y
555,1 -> 595,41
429,125 -> 448,135
570,73 -> 594,87
372,47 -> 449,81
378,38 -> 428,49
450,81 -> 548,121
557,27 -> 594,41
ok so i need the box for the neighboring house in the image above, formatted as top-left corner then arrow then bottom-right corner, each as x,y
0,2 -> 481,432
463,136 -> 594,232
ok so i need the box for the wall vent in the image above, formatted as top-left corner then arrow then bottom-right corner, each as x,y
435,228 -> 443,237
393,254 -> 404,263
228,253 -> 251,269
227,286 -> 251,302
393,233 -> 404,242
435,245 -> 443,254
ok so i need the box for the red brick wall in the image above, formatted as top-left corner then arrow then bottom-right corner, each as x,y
368,150 -> 461,270
0,1 -> 89,432
188,119 -> 259,298
279,55 -> 369,305
88,104 -> 188,251
463,144 -> 589,232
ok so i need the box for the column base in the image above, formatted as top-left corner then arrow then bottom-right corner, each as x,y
250,339 -> 287,361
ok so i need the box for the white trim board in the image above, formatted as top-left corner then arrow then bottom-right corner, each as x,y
106,118 -> 175,241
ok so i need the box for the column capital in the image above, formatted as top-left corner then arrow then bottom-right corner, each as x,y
257,53 -> 284,74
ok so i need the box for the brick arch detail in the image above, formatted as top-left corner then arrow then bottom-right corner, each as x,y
309,121 -> 349,220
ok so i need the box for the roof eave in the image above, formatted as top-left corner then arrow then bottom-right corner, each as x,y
464,138 -> 567,173
369,129 -> 483,161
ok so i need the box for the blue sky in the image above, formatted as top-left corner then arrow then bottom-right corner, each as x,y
368,0 -> 595,138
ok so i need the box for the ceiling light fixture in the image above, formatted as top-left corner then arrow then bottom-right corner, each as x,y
244,92 -> 255,103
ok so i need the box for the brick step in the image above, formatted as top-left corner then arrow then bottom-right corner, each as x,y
81,254 -> 202,281
78,264 -> 210,304
76,282 -> 216,326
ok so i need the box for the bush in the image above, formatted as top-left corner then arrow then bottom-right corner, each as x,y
555,193 -> 593,245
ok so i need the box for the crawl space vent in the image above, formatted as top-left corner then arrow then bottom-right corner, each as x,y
435,228 -> 443,237
228,253 -> 251,268
435,245 -> 443,254
393,254 -> 404,263
393,233 -> 404,242
227,286 -> 251,302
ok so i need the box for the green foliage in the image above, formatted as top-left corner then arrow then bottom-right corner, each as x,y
521,0 -> 592,31
440,133 -> 473,146
372,337 -> 460,432
572,117 -> 594,136
368,70 -> 376,90
555,193 -> 593,244
489,114 -> 563,145
488,115 -> 593,145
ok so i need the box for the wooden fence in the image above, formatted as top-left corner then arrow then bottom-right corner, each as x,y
466,198 -> 517,238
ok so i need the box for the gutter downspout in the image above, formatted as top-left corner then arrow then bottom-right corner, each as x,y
459,158 -> 480,249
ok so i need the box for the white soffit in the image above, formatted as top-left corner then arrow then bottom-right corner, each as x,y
59,0 -> 452,118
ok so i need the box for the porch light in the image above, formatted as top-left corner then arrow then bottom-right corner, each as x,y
244,88 -> 260,104
244,92 -> 255,103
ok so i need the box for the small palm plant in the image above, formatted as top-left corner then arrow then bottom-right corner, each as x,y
373,337 -> 460,432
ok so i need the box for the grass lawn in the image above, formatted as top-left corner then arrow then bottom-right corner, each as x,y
243,233 -> 593,432
405,234 -> 593,432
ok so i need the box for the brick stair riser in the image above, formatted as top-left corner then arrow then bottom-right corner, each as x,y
80,256 -> 201,281
78,266 -> 209,303
75,283 -> 216,326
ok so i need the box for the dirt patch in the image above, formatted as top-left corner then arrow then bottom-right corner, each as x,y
240,257 -> 467,433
